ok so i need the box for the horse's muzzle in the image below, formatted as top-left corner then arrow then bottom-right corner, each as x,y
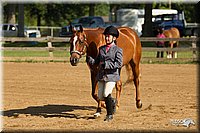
70,57 -> 79,66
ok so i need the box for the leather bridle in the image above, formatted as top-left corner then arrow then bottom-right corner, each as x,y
70,35 -> 88,56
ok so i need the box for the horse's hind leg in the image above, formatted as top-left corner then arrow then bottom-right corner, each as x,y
173,42 -> 178,58
130,60 -> 142,109
115,80 -> 122,109
124,64 -> 133,85
169,42 -> 174,58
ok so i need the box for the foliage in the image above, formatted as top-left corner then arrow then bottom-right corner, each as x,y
3,3 -> 198,26
25,4 -> 46,26
24,4 -> 89,26
152,2 -> 198,22
3,3 -> 110,27
95,4 -> 109,16
171,3 -> 196,22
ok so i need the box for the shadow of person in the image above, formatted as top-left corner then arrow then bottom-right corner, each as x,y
2,104 -> 96,120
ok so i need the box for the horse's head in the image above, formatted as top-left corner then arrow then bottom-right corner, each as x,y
69,25 -> 88,66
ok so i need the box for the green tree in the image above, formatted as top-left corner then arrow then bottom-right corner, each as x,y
89,4 -> 95,16
195,2 -> 200,23
18,4 -> 24,37
42,4 -> 89,26
3,3 -> 198,27
3,3 -> 16,24
95,4 -> 109,16
142,4 -> 153,37
172,3 -> 196,23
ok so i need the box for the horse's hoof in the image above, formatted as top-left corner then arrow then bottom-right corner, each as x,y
136,100 -> 142,109
94,112 -> 101,118
116,105 -> 119,110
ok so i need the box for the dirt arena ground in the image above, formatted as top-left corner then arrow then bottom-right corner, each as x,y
2,62 -> 199,132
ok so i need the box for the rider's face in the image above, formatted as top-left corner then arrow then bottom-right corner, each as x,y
105,34 -> 116,44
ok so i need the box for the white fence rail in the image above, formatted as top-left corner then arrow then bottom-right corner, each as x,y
1,36 -> 199,62
1,36 -> 199,42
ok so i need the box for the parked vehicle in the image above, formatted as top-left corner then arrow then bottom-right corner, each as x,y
1,24 -> 41,38
0,24 -> 18,37
152,11 -> 200,37
76,16 -> 105,28
59,24 -> 82,37
24,28 -> 41,38
116,9 -> 178,36
59,16 -> 106,37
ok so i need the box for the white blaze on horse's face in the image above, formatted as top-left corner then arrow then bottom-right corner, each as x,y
71,34 -> 87,56
70,35 -> 80,66
73,35 -> 78,52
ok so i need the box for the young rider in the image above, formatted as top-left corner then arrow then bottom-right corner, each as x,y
156,26 -> 166,58
86,26 -> 123,122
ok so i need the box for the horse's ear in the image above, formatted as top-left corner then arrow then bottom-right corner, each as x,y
69,22 -> 74,32
80,25 -> 83,33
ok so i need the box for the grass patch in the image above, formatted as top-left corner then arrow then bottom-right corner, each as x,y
141,41 -> 193,47
3,50 -> 70,57
4,50 -> 193,58
2,42 -> 70,47
141,59 -> 199,64
3,50 -> 49,57
2,45 -> 198,64
142,51 -> 194,58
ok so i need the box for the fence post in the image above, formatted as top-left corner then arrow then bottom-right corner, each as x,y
47,36 -> 54,59
191,36 -> 197,60
51,28 -> 54,37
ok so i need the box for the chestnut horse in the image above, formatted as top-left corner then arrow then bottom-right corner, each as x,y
69,26 -> 142,115
163,27 -> 180,58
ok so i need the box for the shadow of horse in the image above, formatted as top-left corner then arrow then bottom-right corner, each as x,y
2,104 -> 97,120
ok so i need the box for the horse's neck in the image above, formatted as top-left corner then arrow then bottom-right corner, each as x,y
85,30 -> 105,49
99,33 -> 106,47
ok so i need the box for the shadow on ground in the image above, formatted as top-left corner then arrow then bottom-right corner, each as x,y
2,104 -> 96,119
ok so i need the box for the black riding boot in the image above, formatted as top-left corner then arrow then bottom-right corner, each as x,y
104,94 -> 114,122
112,98 -> 117,114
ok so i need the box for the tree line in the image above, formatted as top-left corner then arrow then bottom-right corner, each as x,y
2,2 -> 199,37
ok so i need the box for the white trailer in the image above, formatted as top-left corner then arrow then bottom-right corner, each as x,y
116,9 -> 178,36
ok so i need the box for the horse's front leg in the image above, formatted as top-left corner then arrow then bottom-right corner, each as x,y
90,71 -> 105,117
172,42 -> 178,58
167,42 -> 173,58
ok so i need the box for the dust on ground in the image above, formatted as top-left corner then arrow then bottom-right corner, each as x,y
2,62 -> 198,132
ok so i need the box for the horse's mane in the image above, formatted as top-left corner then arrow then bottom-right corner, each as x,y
81,27 -> 105,48
83,27 -> 105,31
